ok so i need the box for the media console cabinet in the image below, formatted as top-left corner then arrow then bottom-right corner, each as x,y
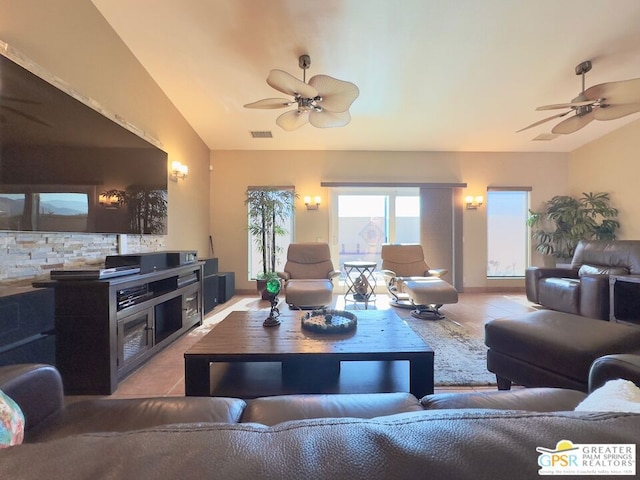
37,263 -> 204,395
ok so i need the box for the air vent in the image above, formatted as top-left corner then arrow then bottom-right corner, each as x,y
532,133 -> 560,141
250,131 -> 273,138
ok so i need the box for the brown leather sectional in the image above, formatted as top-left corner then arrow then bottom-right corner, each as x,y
1,361 -> 639,479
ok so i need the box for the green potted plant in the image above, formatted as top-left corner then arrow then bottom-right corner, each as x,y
527,192 -> 620,263
245,187 -> 297,299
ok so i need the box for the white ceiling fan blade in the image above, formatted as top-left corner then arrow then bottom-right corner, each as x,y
551,112 -> 595,134
244,98 -> 294,109
308,75 -> 359,112
585,78 -> 640,104
276,109 -> 309,131
267,70 -> 318,98
309,109 -> 351,128
516,111 -> 572,133
536,100 -> 595,111
594,103 -> 640,121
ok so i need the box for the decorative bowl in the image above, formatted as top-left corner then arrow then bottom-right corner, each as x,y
300,309 -> 357,333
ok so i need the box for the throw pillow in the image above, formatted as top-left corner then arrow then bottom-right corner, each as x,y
0,390 -> 24,447
574,379 -> 640,413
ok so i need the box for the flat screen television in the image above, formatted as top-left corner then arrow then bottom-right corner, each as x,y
0,49 -> 168,234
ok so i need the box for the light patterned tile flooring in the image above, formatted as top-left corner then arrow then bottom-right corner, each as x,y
103,292 -> 536,400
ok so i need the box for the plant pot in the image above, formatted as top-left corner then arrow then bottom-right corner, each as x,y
256,279 -> 270,300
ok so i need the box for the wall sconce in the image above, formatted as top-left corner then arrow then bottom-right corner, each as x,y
304,195 -> 321,210
465,195 -> 484,210
98,193 -> 120,209
170,161 -> 189,181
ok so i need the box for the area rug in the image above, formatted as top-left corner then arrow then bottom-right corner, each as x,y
393,310 -> 495,386
202,296 -> 496,387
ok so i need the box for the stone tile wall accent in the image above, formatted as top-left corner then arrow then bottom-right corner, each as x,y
0,232 -> 165,284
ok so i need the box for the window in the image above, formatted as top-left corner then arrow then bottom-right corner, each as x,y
331,188 -> 419,281
247,187 -> 295,280
487,189 -> 530,277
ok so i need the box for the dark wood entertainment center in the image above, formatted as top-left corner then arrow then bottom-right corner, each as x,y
39,262 -> 204,395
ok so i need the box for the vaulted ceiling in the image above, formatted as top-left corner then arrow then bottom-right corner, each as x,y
92,0 -> 640,152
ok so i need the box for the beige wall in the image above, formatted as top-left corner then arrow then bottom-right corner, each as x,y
1,0 -> 211,261
211,150 -> 570,291
9,0 -> 604,291
570,118 -> 640,239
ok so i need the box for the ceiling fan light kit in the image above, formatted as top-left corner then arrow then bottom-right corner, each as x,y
244,54 -> 359,131
518,60 -> 640,135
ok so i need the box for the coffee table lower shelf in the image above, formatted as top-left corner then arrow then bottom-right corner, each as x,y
189,360 -> 416,398
184,309 -> 434,399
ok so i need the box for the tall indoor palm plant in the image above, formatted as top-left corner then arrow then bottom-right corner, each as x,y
527,192 -> 620,262
245,187 -> 297,282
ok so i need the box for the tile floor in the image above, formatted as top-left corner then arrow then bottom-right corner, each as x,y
101,292 -> 536,400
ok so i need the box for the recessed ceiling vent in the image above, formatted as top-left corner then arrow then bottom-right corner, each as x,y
250,131 -> 273,138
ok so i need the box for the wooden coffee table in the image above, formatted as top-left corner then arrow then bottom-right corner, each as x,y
184,309 -> 434,398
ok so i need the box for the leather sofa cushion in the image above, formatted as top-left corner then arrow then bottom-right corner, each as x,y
284,279 -> 333,307
27,396 -> 247,443
538,278 -> 580,315
572,240 -> 640,275
2,411 -> 640,479
485,310 -> 640,382
242,392 -> 423,426
578,264 -> 629,277
421,387 -> 586,412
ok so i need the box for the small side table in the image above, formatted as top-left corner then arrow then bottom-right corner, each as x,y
609,275 -> 640,325
344,261 -> 377,309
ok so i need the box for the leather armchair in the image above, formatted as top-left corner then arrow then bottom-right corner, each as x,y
380,243 -> 457,318
278,242 -> 340,309
526,240 -> 640,319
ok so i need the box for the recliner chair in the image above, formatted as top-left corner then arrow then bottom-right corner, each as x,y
380,243 -> 458,319
278,243 -> 340,309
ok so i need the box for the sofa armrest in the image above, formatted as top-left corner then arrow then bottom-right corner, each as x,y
428,268 -> 448,277
579,274 -> 610,320
380,269 -> 397,286
420,388 -> 586,412
589,354 -> 640,392
0,364 -> 64,432
525,266 -> 579,303
327,270 -> 341,280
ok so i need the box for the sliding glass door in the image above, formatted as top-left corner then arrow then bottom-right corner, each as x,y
330,188 -> 419,287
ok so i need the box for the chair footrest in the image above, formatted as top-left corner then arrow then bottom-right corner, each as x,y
404,279 -> 458,306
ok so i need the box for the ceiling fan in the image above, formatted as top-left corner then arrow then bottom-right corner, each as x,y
244,54 -> 359,131
517,60 -> 640,135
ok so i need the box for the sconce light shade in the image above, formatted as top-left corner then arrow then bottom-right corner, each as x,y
304,195 -> 321,210
170,161 -> 189,181
465,195 -> 484,210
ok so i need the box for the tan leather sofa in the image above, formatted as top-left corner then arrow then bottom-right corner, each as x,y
1,361 -> 639,479
526,240 -> 640,319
